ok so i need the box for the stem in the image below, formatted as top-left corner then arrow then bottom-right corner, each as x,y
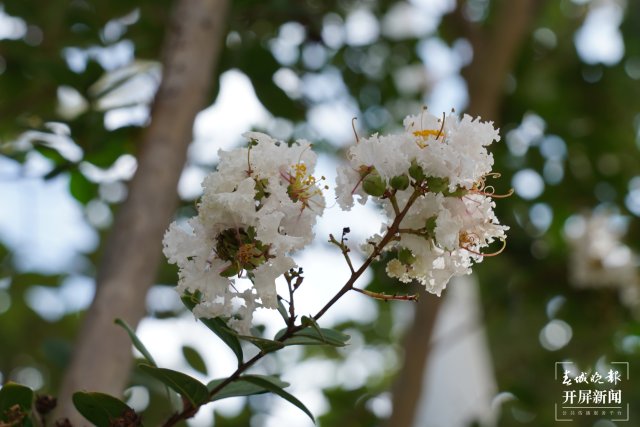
388,192 -> 401,217
162,187 -> 423,426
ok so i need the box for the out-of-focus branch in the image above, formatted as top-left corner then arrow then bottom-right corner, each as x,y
55,0 -> 229,423
386,1 -> 542,426
464,0 -> 543,119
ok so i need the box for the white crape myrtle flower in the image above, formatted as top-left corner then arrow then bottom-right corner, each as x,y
340,110 -> 509,296
163,132 -> 325,334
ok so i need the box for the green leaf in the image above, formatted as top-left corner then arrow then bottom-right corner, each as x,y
243,376 -> 315,422
138,364 -> 209,406
276,297 -> 290,324
115,318 -> 157,367
207,375 -> 289,401
182,345 -> 208,375
237,335 -> 284,353
69,170 -> 95,205
72,392 -> 133,427
274,327 -> 350,347
181,293 -> 243,366
0,382 -> 33,420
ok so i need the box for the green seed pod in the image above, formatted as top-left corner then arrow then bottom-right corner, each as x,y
426,176 -> 449,193
408,160 -> 426,181
362,170 -> 386,197
390,174 -> 410,190
398,247 -> 416,265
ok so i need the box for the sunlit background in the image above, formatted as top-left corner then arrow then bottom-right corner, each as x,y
1,0 -> 640,426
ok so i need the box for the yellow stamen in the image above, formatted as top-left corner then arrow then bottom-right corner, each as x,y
284,162 -> 325,209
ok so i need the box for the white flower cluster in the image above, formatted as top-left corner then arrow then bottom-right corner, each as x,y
336,111 -> 509,295
163,132 -> 325,334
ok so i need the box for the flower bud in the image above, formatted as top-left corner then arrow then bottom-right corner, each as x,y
362,170 -> 386,197
426,176 -> 449,193
408,160 -> 425,181
390,174 -> 410,190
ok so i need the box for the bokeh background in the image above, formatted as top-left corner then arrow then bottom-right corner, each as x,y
1,0 -> 639,426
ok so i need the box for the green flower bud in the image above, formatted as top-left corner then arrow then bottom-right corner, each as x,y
362,170 -> 386,197
408,160 -> 426,181
390,174 -> 410,190
426,176 -> 449,193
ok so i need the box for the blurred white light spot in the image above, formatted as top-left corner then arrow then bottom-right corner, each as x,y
0,155 -> 98,273
80,154 -> 137,183
125,386 -> 150,412
322,13 -> 346,49
563,214 -> 586,239
192,70 -> 270,164
345,9 -> 379,46
624,57 -> 640,79
99,181 -> 128,204
178,165 -> 207,201
11,367 -> 43,390
104,105 -> 150,130
366,393 -> 392,418
57,86 -> 89,120
382,2 -> 436,40
146,285 -> 182,314
539,319 -> 572,351
0,290 -> 10,314
273,68 -> 301,98
26,286 -> 65,321
574,2 -> 625,65
86,199 -> 113,229
539,135 -> 566,160
302,43 -> 327,70
308,100 -> 359,145
529,203 -> 552,233
512,169 -> 544,200
543,160 -> 564,185
0,7 -> 27,40
533,27 -> 557,49
60,275 -> 95,313
545,295 -> 566,319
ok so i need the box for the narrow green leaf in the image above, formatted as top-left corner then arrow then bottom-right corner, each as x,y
181,293 -> 243,366
274,327 -> 350,347
115,318 -> 157,367
0,382 -> 33,420
207,375 -> 289,401
182,345 -> 208,375
139,364 -> 209,405
72,392 -> 133,427
243,376 -> 315,422
276,297 -> 290,324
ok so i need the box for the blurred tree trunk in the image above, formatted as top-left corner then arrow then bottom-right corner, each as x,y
385,1 -> 542,426
55,0 -> 229,423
